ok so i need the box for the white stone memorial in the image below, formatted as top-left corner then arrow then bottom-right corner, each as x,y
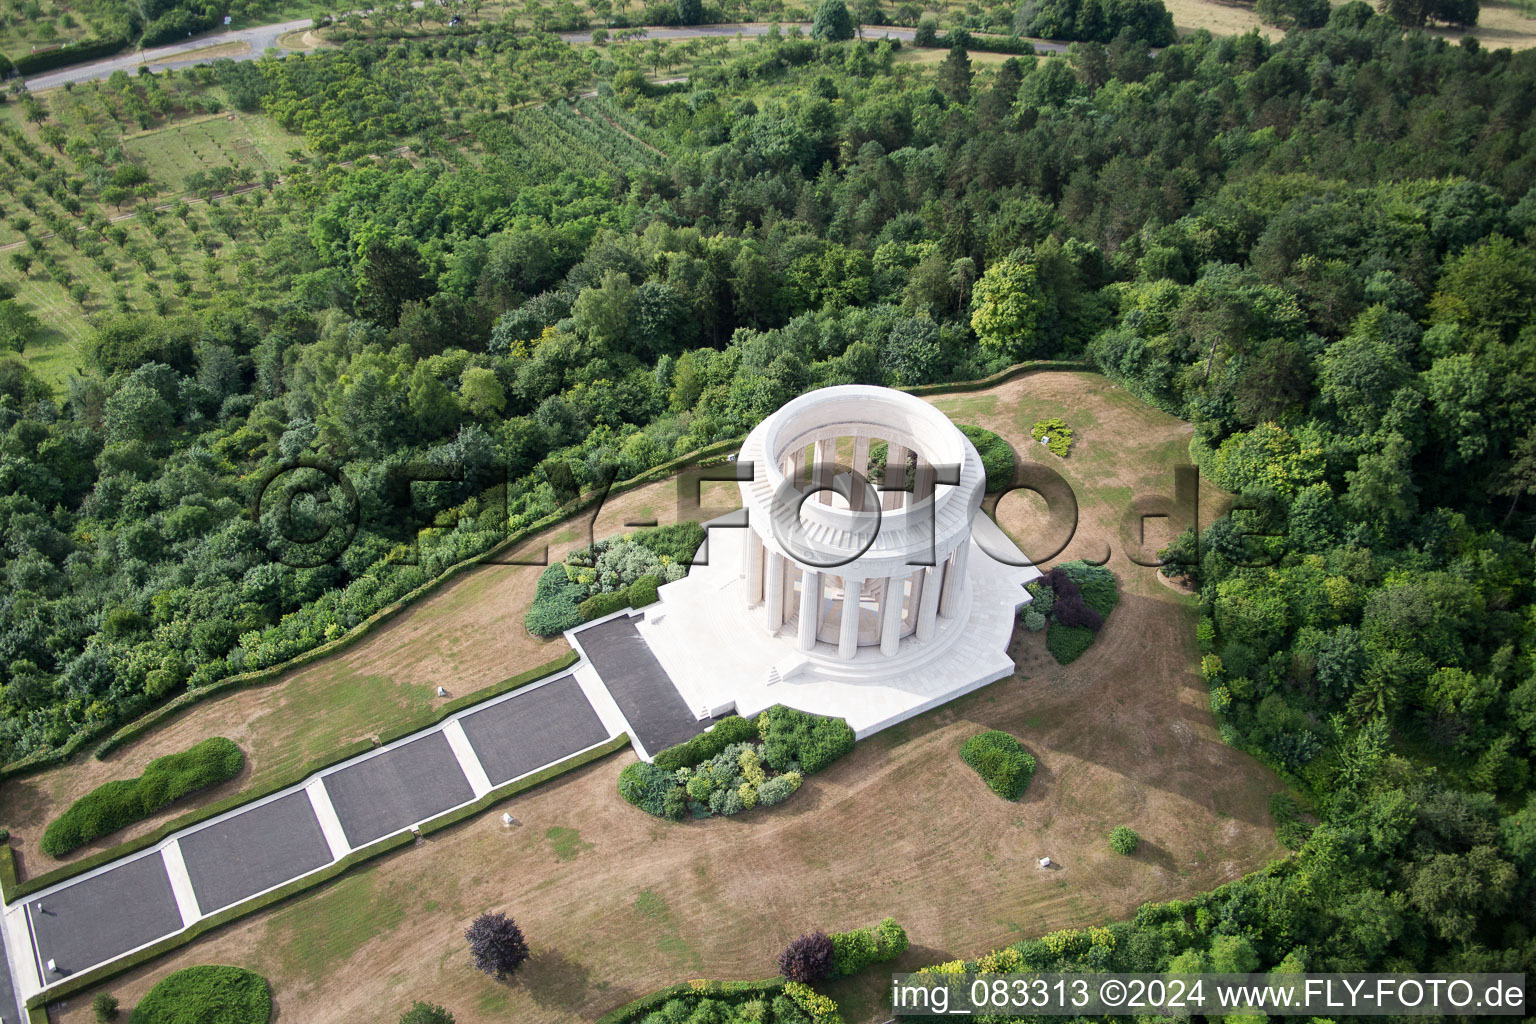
635,385 -> 1041,740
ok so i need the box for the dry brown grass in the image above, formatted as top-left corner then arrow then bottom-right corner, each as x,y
42,372 -> 1288,1024
1160,0 -> 1536,48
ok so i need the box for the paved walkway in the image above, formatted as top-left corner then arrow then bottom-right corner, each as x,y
0,660 -> 658,1008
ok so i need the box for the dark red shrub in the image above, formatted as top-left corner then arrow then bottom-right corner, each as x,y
466,911 -> 530,979
1047,568 -> 1103,631
777,931 -> 835,982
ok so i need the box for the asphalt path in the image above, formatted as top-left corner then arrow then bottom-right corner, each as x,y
21,20 -> 1069,91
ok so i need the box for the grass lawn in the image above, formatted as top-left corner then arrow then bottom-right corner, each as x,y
123,111 -> 299,186
32,371 -> 1288,1024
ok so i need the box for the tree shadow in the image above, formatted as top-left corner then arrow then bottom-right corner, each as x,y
520,947 -> 593,1012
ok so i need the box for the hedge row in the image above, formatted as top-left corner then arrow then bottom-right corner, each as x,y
29,734 -> 630,1014
11,34 -> 129,76
830,917 -> 909,978
960,730 -> 1037,800
42,737 -> 244,858
903,358 -> 1093,397
4,652 -> 577,899
652,714 -> 759,771
593,978 -> 787,1024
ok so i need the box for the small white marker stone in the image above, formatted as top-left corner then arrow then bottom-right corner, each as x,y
1039,857 -> 1051,868
436,686 -> 447,697
502,813 -> 514,826
46,958 -> 56,973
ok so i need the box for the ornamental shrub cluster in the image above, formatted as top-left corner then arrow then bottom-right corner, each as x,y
1031,416 -> 1075,457
599,980 -> 833,1024
958,424 -> 1017,492
1022,560 -> 1118,665
619,706 -> 852,819
757,704 -> 856,774
525,522 -> 703,636
42,737 -> 244,857
1109,825 -> 1140,854
127,965 -> 270,1024
960,730 -> 1037,800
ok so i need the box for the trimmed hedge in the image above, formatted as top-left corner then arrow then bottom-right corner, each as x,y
127,965 -> 270,1024
5,653 -> 577,900
958,424 -> 1017,493
757,705 -> 855,774
1046,622 -> 1096,664
652,714 -> 758,771
960,731 -> 1036,800
42,738 -> 244,858
11,35 -> 129,76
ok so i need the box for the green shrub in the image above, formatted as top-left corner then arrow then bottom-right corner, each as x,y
958,424 -> 1016,493
1025,580 -> 1054,616
1046,623 -> 1096,665
43,738 -> 244,857
93,992 -> 120,1022
618,761 -> 684,820
400,1002 -> 454,1024
577,588 -> 632,621
653,715 -> 759,771
128,965 -> 270,1024
830,927 -> 877,978
1109,826 -> 1140,854
757,705 -> 855,774
1269,792 -> 1315,850
757,771 -> 802,805
630,520 -> 706,566
1055,560 -> 1119,617
959,730 -> 1036,800
1031,417 -> 1074,457
874,916 -> 909,958
524,563 -> 586,637
628,573 -> 662,607
1022,608 -> 1047,631
828,916 -> 909,978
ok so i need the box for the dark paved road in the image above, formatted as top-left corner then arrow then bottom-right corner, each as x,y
178,790 -> 334,914
26,854 -> 182,980
577,615 -> 714,754
460,676 -> 609,785
323,732 -> 473,848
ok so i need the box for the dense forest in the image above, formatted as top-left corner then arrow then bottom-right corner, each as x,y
0,0 -> 1534,990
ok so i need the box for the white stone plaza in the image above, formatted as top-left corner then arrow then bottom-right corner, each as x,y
637,385 -> 1042,739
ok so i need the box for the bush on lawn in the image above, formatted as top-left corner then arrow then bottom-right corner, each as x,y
959,424 -> 1016,492
400,1003 -> 454,1024
466,911 -> 530,979
1109,825 -> 1140,854
618,760 -> 685,820
127,965 -> 270,1024
828,917 -> 909,978
524,563 -> 587,636
757,705 -> 855,774
960,730 -> 1036,800
653,714 -> 759,771
1046,623 -> 1096,664
1031,417 -> 1074,457
43,737 -> 244,857
1025,580 -> 1054,616
778,931 -> 835,982
92,993 -> 119,1022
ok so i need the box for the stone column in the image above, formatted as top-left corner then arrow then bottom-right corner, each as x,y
815,437 -> 836,504
837,576 -> 861,660
746,531 -> 765,605
878,574 -> 905,656
765,551 -> 785,631
790,445 -> 806,488
914,458 -> 936,507
849,436 -> 871,512
938,542 -> 969,617
882,443 -> 908,510
916,563 -> 944,641
798,570 -> 822,651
